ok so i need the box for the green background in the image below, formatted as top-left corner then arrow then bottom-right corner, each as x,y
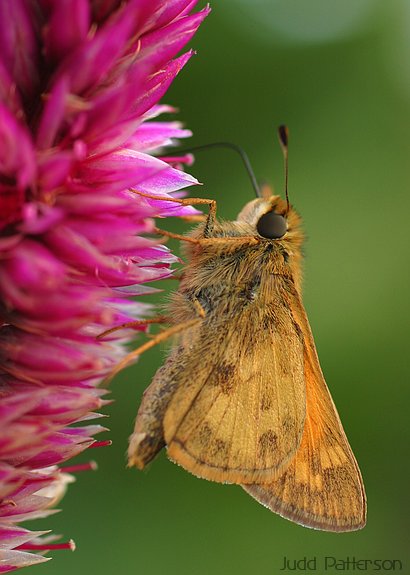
32,1 -> 410,574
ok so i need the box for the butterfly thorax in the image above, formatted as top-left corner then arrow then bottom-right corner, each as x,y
170,205 -> 304,326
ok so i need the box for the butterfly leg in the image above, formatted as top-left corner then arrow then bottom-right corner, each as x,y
134,191 -> 257,245
97,317 -> 169,340
132,190 -> 217,216
132,190 -> 217,236
178,214 -> 207,223
191,297 -> 206,318
153,227 -> 201,244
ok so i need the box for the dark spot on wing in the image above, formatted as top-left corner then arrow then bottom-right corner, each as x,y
260,394 -> 272,411
258,430 -> 278,458
322,465 -> 359,493
282,415 -> 294,432
322,428 -> 339,448
310,453 -> 322,475
277,354 -> 292,376
209,437 -> 228,458
198,423 -> 212,445
213,362 -> 236,394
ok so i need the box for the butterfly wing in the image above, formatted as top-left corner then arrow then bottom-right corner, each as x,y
163,294 -> 306,485
244,296 -> 366,531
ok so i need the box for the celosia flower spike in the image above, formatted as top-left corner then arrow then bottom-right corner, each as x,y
0,0 -> 209,571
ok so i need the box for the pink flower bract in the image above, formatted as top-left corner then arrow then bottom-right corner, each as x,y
0,1 -> 209,571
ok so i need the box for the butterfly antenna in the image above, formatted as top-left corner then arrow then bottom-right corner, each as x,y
278,125 -> 290,214
175,142 -> 261,198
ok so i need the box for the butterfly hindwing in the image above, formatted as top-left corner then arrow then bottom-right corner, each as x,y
244,296 -> 366,531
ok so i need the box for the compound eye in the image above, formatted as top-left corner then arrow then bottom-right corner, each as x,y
256,211 -> 287,239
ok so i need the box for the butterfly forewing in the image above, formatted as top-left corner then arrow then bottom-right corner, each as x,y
164,286 -> 306,485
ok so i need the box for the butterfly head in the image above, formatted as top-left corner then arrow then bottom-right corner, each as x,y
236,189 -> 290,240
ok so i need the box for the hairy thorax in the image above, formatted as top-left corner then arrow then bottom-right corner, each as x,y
169,219 -> 302,326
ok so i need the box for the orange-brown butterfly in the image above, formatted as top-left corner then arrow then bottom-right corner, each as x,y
108,126 -> 366,532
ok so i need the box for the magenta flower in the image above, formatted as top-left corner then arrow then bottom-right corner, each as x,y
0,0 -> 209,571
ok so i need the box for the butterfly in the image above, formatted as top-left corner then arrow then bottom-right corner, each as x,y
110,128 -> 367,532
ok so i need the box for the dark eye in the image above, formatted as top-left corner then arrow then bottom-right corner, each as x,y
256,211 -> 287,239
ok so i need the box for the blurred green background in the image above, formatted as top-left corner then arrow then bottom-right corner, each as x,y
33,1 -> 410,573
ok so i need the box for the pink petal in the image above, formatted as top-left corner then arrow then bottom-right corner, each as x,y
43,0 -> 91,64
131,51 -> 194,119
0,0 -> 40,99
138,8 -> 210,70
0,104 -> 36,189
128,121 -> 192,152
0,549 -> 50,572
53,3 -> 137,96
